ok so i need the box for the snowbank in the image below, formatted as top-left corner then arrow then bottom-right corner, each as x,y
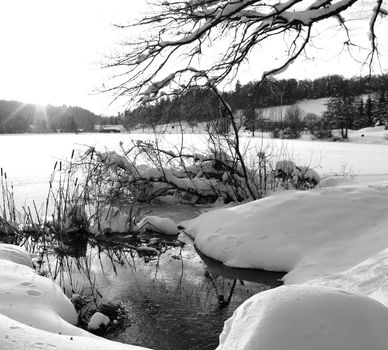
0,244 -> 151,350
306,246 -> 388,307
186,178 -> 388,349
0,313 -> 148,350
185,181 -> 388,284
217,285 -> 388,350
0,244 -> 81,335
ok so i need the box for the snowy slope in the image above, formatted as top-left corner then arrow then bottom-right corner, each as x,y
348,126 -> 388,144
260,97 -> 328,122
130,98 -> 329,134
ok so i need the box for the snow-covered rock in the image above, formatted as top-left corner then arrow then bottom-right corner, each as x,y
135,215 -> 178,235
88,312 -> 110,331
217,285 -> 388,350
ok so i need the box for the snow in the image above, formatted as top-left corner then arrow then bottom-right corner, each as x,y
0,244 -> 151,350
256,97 -> 328,122
318,175 -> 354,187
347,126 -> 388,144
88,312 -> 110,331
298,166 -> 320,183
306,246 -> 388,306
217,285 -> 388,350
185,181 -> 388,283
3,131 -> 388,349
274,159 -> 297,175
184,164 -> 388,349
0,244 -> 80,335
135,215 -> 178,235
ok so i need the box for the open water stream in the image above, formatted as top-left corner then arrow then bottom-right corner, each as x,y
67,203 -> 283,350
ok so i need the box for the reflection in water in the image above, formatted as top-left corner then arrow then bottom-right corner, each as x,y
196,247 -> 285,287
63,232 -> 282,350
42,203 -> 282,350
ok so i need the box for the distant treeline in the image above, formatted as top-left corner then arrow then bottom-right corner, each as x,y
124,74 -> 388,129
0,100 -> 122,134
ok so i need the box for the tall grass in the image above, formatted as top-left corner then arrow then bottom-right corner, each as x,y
0,148 -> 185,302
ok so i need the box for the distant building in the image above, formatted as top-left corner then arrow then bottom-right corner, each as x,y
94,124 -> 126,133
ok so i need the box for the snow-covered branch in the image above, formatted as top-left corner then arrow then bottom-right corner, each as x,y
106,0 -> 384,101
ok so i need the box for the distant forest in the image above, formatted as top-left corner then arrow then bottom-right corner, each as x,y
0,101 -> 121,134
2,73 -> 386,134
124,74 -> 388,129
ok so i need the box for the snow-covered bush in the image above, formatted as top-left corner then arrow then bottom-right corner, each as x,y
275,160 -> 320,189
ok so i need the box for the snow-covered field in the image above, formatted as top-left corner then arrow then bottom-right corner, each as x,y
1,130 -> 388,208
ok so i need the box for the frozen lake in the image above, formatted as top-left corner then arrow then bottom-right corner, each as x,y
1,132 -> 387,208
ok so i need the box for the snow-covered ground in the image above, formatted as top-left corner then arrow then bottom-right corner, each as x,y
0,244 -> 150,350
185,176 -> 388,349
186,181 -> 388,284
1,129 -> 388,349
347,125 -> 388,144
217,285 -> 388,350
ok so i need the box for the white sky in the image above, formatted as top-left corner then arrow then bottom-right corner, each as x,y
0,0 -> 387,116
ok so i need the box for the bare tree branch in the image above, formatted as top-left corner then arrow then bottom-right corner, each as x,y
104,0 -> 385,103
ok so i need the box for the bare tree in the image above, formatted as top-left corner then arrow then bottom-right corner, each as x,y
102,0 -> 386,200
106,0 -> 386,103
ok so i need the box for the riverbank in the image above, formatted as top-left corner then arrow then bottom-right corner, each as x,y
184,177 -> 388,349
0,244 -> 151,350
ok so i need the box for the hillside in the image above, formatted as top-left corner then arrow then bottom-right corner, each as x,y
0,100 -> 102,133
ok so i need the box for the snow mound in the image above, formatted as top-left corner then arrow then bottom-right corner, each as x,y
88,312 -> 110,331
135,215 -> 178,235
0,244 -> 151,350
217,285 -> 388,350
0,313 -> 149,350
185,181 -> 388,283
0,244 -> 80,335
307,246 -> 388,307
0,243 -> 33,267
